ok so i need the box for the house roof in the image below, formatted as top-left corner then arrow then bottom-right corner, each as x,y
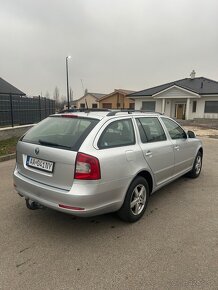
0,77 -> 26,96
115,89 -> 135,95
129,77 -> 218,97
98,89 -> 135,101
90,92 -> 106,99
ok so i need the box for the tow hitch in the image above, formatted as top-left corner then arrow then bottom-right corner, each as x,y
25,199 -> 44,210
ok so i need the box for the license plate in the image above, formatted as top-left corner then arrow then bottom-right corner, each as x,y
26,156 -> 54,173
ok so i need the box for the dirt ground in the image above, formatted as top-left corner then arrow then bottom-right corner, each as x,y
184,125 -> 218,138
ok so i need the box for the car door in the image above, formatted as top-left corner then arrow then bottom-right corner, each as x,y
135,117 -> 175,187
95,117 -> 140,183
160,117 -> 196,176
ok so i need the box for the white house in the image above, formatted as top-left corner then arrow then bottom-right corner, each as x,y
129,72 -> 218,120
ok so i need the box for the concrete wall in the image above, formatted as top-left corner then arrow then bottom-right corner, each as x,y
0,124 -> 33,141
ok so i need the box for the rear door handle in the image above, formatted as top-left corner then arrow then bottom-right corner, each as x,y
174,145 -> 180,151
145,151 -> 152,157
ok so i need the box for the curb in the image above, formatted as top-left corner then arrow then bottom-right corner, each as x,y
0,153 -> 16,162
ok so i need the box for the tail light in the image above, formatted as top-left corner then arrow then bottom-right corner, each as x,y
74,153 -> 101,180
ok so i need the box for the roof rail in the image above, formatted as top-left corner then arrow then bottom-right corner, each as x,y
106,110 -> 163,116
59,108 -> 111,113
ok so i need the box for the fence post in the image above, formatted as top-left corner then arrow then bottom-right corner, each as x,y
45,97 -> 46,117
48,99 -> 50,114
9,93 -> 14,127
38,95 -> 41,121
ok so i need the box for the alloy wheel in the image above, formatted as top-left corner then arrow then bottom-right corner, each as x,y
195,155 -> 202,175
130,184 -> 147,215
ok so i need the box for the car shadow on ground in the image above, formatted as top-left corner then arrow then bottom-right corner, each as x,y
14,173 -> 202,244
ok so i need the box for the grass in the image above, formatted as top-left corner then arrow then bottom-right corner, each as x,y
0,137 -> 19,157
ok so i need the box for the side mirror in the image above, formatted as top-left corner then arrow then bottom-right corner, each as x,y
187,130 -> 196,138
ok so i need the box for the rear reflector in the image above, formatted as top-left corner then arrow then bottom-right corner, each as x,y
59,204 -> 85,211
75,152 -> 101,180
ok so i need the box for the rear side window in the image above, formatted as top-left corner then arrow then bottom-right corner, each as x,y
98,119 -> 135,149
161,118 -> 187,139
136,117 -> 166,143
22,116 -> 99,151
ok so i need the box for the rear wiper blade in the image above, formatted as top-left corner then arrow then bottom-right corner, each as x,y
38,139 -> 71,149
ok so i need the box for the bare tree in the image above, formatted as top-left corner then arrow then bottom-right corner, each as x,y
45,91 -> 50,99
53,86 -> 60,102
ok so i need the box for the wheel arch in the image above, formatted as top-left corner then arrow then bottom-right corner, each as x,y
135,170 -> 153,195
198,147 -> 203,157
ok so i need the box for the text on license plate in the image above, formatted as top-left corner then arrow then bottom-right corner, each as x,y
26,156 -> 54,172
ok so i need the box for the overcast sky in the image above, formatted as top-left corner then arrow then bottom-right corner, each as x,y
1,0 -> 218,100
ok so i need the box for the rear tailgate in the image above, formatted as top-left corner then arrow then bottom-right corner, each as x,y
16,141 -> 77,190
16,114 -> 100,190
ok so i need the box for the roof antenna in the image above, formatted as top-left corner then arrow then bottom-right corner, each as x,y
85,98 -> 89,110
80,79 -> 85,94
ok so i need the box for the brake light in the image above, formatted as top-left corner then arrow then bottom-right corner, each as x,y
61,114 -> 78,118
75,153 -> 101,180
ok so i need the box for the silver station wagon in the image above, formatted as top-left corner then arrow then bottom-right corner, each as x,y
13,110 -> 203,222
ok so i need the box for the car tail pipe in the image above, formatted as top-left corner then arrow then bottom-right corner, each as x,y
25,198 -> 44,210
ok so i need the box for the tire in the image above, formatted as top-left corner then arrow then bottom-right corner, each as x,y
117,176 -> 149,222
187,151 -> 202,178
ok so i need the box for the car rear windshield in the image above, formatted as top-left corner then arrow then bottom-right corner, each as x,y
22,116 -> 99,151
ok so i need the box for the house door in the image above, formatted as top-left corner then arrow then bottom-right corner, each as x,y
176,104 -> 185,119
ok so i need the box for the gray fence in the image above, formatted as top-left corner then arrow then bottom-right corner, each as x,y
0,95 -> 55,127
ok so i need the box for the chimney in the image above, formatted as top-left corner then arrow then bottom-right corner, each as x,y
190,70 -> 196,79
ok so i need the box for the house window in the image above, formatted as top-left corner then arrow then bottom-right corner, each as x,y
142,101 -> 155,111
80,103 -> 85,108
102,103 -> 112,109
204,101 -> 218,113
129,103 -> 135,110
192,101 -> 197,113
92,103 -> 98,108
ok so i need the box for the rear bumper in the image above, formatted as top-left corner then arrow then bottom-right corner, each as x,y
13,167 -> 127,217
